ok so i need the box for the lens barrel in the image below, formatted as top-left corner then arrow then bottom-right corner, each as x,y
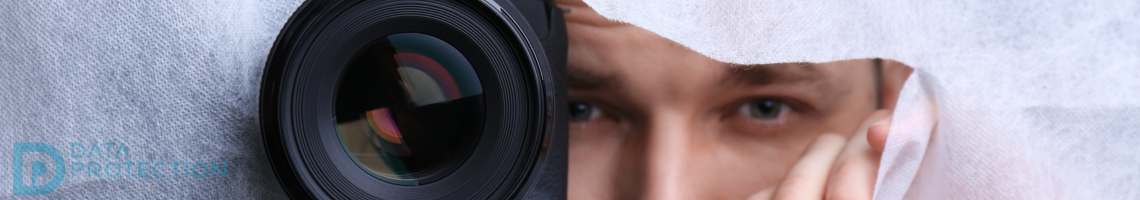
260,0 -> 566,199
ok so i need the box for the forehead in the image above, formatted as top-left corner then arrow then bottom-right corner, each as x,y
564,21 -> 876,115
565,21 -> 857,88
558,0 -> 874,97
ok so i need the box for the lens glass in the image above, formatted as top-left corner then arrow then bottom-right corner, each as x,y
334,33 -> 484,185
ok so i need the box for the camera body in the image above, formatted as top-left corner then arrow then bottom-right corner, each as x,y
259,0 -> 566,199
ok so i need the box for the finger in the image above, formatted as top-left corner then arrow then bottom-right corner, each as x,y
824,153 -> 879,200
832,110 -> 889,168
825,110 -> 891,200
772,133 -> 848,200
746,185 -> 777,200
867,115 -> 892,153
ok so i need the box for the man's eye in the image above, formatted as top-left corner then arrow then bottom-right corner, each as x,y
740,99 -> 788,119
568,102 -> 602,122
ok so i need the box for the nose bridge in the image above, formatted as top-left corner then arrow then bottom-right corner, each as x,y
640,109 -> 696,200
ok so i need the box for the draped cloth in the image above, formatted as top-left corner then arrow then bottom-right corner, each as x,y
1,0 -> 304,198
583,0 -> 1140,199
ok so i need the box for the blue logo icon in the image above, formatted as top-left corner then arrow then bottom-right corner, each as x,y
13,143 -> 65,195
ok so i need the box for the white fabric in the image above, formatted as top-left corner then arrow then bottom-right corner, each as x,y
583,0 -> 1140,199
1,0 -> 303,198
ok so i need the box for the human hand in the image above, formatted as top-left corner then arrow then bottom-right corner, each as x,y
749,110 -> 892,200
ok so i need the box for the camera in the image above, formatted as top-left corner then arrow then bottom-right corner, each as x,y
259,0 -> 567,199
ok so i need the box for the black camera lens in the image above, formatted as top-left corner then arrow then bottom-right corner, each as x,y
260,0 -> 567,198
335,33 -> 484,185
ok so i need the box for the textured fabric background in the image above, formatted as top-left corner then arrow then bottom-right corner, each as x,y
583,0 -> 1140,199
1,0 -> 304,198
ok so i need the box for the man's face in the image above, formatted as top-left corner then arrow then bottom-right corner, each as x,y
560,1 -> 893,199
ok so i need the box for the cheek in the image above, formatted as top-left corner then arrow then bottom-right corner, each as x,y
699,114 -> 829,191
721,115 -> 793,137
568,120 -> 626,198
569,119 -> 624,150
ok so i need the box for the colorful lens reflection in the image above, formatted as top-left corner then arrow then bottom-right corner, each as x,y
334,33 -> 484,185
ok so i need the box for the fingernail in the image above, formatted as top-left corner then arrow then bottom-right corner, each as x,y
873,114 -> 892,126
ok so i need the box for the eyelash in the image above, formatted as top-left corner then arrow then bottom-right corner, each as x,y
721,97 -> 803,135
736,98 -> 790,120
569,101 -> 605,122
729,96 -> 812,123
567,96 -> 810,128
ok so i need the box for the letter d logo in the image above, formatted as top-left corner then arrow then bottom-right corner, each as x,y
13,143 -> 65,195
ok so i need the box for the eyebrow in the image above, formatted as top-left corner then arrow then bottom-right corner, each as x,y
566,62 -> 827,90
567,66 -> 617,90
723,63 -> 825,86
